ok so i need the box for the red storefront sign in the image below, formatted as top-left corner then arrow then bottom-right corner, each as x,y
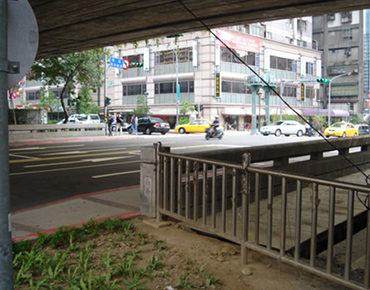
216,29 -> 261,53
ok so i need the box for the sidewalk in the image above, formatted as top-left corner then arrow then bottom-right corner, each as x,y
11,186 -> 141,242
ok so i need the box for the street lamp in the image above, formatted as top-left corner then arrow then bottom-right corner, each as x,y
328,72 -> 351,126
144,91 -> 149,107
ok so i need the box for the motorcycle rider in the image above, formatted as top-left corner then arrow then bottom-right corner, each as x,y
211,115 -> 220,136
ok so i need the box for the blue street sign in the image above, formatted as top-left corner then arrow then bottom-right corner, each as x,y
109,57 -> 123,69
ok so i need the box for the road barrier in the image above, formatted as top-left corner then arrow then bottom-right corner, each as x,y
8,124 -> 106,141
143,140 -> 370,289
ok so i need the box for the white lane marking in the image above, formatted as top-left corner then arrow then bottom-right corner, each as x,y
10,160 -> 141,176
9,144 -> 85,151
9,154 -> 38,159
40,151 -> 89,156
92,170 -> 141,179
24,156 -> 131,168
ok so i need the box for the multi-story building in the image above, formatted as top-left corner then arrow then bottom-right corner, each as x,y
104,20 -> 323,130
313,10 -> 367,116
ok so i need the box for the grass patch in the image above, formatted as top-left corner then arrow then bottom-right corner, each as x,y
13,217 -> 220,289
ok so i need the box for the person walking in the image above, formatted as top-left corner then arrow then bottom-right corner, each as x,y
131,114 -> 138,134
107,113 -> 114,136
116,113 -> 123,135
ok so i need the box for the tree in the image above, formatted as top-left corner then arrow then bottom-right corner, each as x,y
31,49 -> 107,123
71,87 -> 100,114
37,90 -> 59,111
133,95 -> 150,117
179,100 -> 194,116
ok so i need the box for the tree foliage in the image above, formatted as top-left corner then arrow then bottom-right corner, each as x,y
31,49 -> 107,122
133,95 -> 150,117
71,87 -> 100,114
179,100 -> 194,116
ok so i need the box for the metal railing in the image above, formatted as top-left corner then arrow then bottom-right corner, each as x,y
155,143 -> 370,289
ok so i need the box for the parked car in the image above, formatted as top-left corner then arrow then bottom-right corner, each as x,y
174,119 -> 212,134
128,117 -> 170,135
260,120 -> 306,137
82,114 -> 101,124
355,124 -> 370,136
57,114 -> 86,124
324,122 -> 358,137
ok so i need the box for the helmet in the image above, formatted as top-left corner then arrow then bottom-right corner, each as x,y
214,115 -> 219,118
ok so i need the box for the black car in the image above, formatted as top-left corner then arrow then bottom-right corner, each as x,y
129,117 -> 170,135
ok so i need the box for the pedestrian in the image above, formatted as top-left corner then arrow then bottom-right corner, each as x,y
116,113 -> 123,135
107,113 -> 114,136
131,114 -> 138,134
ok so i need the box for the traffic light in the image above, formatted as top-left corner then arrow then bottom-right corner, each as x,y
166,34 -> 184,38
317,78 -> 330,83
105,97 -> 111,106
130,62 -> 143,68
194,104 -> 204,111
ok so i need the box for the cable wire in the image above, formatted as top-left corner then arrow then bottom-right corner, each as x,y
175,0 -> 370,209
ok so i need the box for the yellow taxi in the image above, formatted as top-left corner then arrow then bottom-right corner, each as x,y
175,119 -> 212,134
324,122 -> 358,137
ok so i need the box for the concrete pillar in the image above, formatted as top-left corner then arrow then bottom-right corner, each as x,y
140,144 -> 169,218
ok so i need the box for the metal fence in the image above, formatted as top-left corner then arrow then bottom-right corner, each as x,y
155,143 -> 370,289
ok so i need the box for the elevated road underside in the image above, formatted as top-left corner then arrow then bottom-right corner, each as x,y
29,0 -> 370,59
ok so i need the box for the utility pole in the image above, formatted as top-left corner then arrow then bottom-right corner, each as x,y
0,0 -> 14,288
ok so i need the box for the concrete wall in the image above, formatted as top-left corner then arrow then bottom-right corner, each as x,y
8,124 -> 106,142
183,136 -> 370,179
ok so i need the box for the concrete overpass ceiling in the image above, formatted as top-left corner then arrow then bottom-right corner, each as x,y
29,0 -> 370,59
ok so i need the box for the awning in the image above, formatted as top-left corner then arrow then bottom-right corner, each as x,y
222,107 -> 247,116
149,108 -> 185,116
332,109 -> 350,117
302,108 -> 350,117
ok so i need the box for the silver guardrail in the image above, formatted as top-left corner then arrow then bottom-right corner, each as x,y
154,142 -> 370,289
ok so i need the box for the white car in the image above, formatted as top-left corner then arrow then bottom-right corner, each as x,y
260,120 -> 306,137
57,114 -> 101,124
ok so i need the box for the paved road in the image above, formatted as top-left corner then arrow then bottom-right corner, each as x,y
9,131 -> 319,211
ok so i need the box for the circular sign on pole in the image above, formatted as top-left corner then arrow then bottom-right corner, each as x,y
7,0 -> 39,89
123,58 -> 130,70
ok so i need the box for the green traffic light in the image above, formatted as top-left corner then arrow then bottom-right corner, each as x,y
317,78 -> 330,83
130,62 -> 143,68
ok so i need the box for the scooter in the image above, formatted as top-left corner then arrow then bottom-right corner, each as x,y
205,125 -> 224,140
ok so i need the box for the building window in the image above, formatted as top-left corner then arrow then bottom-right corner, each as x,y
26,91 -> 41,101
283,86 -> 297,97
306,62 -> 314,75
306,87 -> 314,99
155,81 -> 194,94
341,12 -> 352,23
122,84 -> 146,96
270,56 -> 295,71
221,47 -> 256,66
342,28 -> 352,38
221,80 -> 250,94
156,47 -> 193,65
297,19 -> 307,32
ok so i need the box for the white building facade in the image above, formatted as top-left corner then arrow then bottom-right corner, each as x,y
105,24 -> 323,129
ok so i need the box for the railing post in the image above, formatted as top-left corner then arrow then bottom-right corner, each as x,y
241,153 -> 251,264
140,142 -> 169,220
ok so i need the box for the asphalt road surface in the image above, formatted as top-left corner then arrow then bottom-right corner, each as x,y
9,132 -> 319,211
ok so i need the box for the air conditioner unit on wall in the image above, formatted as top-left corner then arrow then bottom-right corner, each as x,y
327,14 -> 335,21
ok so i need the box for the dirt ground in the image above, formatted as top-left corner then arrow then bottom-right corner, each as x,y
132,215 -> 349,290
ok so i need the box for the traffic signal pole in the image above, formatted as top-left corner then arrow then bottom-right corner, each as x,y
0,0 -> 14,288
